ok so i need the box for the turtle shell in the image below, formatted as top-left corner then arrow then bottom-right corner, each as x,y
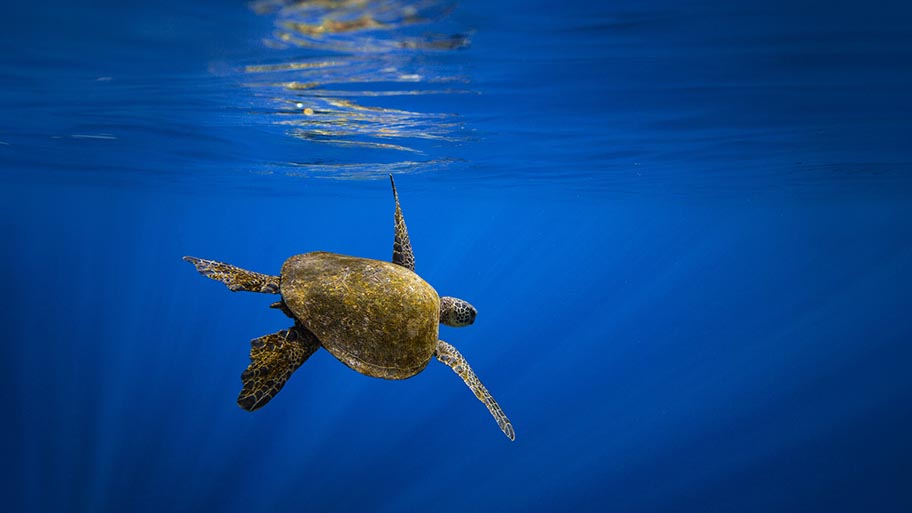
280,252 -> 440,379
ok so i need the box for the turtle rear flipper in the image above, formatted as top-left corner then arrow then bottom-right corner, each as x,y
238,326 -> 321,411
183,256 -> 280,293
389,175 -> 415,271
435,341 -> 515,441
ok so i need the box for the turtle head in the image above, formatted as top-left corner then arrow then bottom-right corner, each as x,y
439,296 -> 477,327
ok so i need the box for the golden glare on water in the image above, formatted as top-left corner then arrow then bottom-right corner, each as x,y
244,0 -> 473,178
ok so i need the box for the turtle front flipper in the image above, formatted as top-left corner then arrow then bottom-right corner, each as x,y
389,175 -> 416,271
183,256 -> 280,293
435,340 -> 515,441
238,325 -> 321,411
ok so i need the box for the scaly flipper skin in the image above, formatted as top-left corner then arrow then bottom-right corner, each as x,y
389,175 -> 416,271
435,340 -> 515,441
238,326 -> 321,411
183,256 -> 280,294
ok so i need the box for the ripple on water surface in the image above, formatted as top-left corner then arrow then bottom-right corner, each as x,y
243,0 -> 474,179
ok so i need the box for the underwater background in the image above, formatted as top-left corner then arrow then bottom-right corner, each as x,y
2,0 -> 912,511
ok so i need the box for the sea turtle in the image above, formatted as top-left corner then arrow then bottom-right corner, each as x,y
183,176 -> 514,440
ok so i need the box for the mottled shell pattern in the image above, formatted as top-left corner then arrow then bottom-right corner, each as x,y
280,251 -> 441,379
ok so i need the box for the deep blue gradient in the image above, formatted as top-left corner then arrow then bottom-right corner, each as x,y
2,1 -> 911,512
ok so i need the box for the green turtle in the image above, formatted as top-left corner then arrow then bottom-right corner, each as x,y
183,176 -> 514,440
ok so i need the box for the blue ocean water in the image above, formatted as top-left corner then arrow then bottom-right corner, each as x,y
2,0 -> 912,512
